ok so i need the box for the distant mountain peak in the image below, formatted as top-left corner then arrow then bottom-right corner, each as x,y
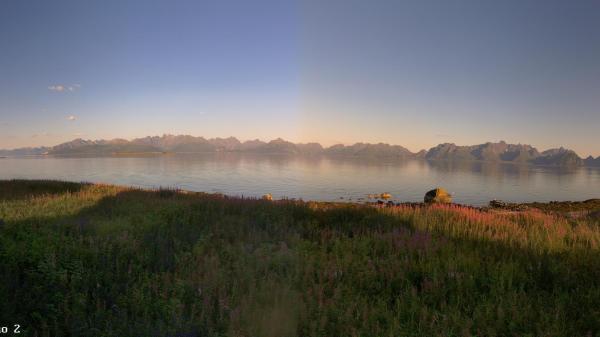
425,141 -> 585,166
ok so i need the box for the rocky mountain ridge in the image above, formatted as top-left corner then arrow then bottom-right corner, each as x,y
1,135 -> 598,167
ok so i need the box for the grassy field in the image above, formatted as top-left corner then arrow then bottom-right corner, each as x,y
0,180 -> 599,337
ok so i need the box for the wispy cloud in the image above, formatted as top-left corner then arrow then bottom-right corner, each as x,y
49,83 -> 81,92
48,85 -> 66,92
73,132 -> 85,137
66,115 -> 77,121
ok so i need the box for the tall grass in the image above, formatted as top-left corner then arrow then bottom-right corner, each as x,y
0,180 -> 598,337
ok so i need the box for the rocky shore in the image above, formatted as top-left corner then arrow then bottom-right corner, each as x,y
364,188 -> 600,219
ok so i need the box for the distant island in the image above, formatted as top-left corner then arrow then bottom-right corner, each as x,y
1,135 -> 599,167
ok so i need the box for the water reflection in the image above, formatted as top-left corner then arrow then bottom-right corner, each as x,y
1,154 -> 599,205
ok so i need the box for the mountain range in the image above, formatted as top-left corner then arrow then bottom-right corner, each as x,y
1,135 -> 598,167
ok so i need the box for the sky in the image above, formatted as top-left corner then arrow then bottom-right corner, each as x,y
1,0 -> 599,156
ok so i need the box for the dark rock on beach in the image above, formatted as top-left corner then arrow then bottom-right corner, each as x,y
489,200 -> 529,211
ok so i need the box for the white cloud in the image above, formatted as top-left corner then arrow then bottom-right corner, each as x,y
73,133 -> 85,137
66,115 -> 77,121
49,84 -> 81,92
48,85 -> 66,92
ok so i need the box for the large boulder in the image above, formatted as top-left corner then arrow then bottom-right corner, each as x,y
424,188 -> 452,204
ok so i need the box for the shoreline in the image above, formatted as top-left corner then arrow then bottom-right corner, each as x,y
2,179 -> 599,215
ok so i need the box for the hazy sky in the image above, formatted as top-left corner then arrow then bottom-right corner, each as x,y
1,0 -> 599,156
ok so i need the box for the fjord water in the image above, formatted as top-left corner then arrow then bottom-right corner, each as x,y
1,154 -> 599,205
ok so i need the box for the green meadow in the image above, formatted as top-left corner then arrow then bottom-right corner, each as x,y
0,180 -> 599,337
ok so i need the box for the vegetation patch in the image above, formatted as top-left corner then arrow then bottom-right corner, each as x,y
0,180 -> 599,337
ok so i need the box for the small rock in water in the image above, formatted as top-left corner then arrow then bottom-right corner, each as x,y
368,193 -> 393,200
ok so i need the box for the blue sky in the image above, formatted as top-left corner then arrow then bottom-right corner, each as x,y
1,0 -> 599,156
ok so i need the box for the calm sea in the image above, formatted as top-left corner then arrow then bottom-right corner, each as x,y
1,154 -> 599,205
